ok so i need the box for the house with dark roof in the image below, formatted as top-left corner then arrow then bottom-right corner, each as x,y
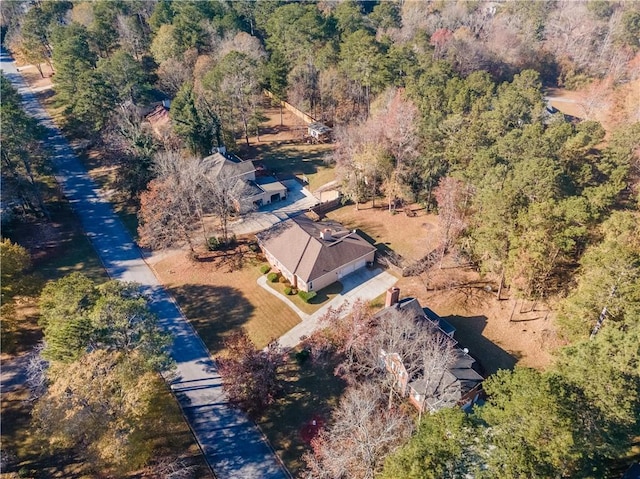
377,289 -> 484,413
256,215 -> 376,292
204,149 -> 287,209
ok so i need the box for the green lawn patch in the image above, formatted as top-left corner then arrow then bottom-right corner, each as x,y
266,280 -> 343,315
258,353 -> 346,476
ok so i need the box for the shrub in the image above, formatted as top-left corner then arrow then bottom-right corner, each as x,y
260,265 -> 271,274
284,287 -> 292,295
267,272 -> 279,283
295,348 -> 310,365
207,236 -> 221,251
298,290 -> 317,303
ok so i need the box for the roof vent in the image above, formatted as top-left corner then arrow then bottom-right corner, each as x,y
320,228 -> 333,241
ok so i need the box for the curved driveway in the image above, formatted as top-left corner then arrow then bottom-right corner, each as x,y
1,50 -> 288,479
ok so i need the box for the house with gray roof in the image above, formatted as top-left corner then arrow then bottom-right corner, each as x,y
256,215 -> 376,292
204,149 -> 287,209
378,290 -> 484,413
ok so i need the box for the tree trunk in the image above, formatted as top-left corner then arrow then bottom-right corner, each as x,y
509,299 -> 517,322
242,117 -> 250,146
497,272 -> 504,300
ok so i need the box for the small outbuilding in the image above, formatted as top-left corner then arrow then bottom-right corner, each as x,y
307,122 -> 332,142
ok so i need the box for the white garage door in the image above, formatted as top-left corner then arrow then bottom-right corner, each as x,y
339,260 -> 365,279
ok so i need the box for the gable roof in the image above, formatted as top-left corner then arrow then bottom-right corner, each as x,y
379,297 -> 457,338
256,215 -> 376,283
203,151 -> 255,179
376,297 -> 483,409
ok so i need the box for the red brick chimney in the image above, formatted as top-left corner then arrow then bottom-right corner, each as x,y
385,287 -> 400,308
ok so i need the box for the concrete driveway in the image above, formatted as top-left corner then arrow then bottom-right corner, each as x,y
258,267 -> 398,349
229,179 -> 318,235
1,49 -> 288,479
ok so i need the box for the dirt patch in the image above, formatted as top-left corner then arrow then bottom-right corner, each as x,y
249,104 -> 309,145
13,62 -> 54,91
326,202 -> 441,262
546,78 -> 640,135
395,263 -> 560,374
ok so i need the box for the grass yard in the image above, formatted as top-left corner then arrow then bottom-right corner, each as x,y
150,248 -> 301,354
326,201 -> 441,262
254,143 -> 336,191
258,353 -> 346,476
264,275 -> 343,315
238,104 -> 337,192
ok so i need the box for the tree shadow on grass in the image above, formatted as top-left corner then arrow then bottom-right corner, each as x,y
241,143 -> 330,176
442,315 -> 520,376
259,356 -> 346,476
170,284 -> 255,355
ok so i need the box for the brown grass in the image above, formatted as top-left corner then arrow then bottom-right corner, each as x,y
149,246 -> 301,354
326,201 -> 441,262
394,265 -> 559,375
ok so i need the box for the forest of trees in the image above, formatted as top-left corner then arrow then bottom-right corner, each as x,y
1,0 -> 639,477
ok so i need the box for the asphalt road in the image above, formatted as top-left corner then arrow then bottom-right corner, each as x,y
1,49 -> 289,479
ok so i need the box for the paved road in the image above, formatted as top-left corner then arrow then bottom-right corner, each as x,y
0,352 -> 30,394
1,50 -> 289,479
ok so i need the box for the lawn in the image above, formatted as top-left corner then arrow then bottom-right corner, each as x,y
151,248 -> 302,353
326,201 -> 441,262
258,353 -> 346,476
265,275 -> 343,315
255,143 -> 336,191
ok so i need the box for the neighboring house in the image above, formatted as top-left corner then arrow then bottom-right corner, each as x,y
145,103 -> 173,140
378,289 -> 484,413
204,149 -> 287,209
256,215 -> 376,292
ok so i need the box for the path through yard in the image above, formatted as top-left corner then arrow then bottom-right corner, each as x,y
1,49 -> 289,479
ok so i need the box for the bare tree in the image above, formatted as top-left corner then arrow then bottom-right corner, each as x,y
330,305 -> 459,411
139,152 -> 212,254
202,169 -> 252,244
26,341 -> 49,401
433,176 -> 473,262
303,382 -> 413,479
216,332 -> 284,415
152,456 -> 198,479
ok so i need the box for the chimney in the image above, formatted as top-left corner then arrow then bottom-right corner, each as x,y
320,228 -> 333,241
385,287 -> 400,308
